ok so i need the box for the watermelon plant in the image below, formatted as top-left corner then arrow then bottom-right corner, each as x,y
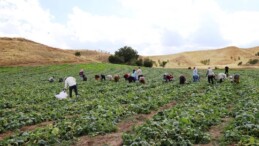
0,64 -> 258,145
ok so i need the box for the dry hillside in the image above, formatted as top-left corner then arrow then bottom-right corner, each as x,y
0,37 -> 109,66
148,46 -> 259,68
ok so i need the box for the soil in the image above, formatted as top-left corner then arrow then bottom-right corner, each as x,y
75,101 -> 177,146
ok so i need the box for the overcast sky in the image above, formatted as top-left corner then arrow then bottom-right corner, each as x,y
1,0 -> 259,55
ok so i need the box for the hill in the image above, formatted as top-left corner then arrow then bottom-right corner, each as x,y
0,37 -> 109,66
148,46 -> 259,68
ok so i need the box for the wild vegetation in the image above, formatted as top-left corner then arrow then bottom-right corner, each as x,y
0,63 -> 258,145
247,59 -> 259,65
108,46 -> 154,67
200,59 -> 210,65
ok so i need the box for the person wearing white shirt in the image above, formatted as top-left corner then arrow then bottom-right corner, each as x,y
64,77 -> 78,97
217,73 -> 227,83
206,67 -> 215,84
136,67 -> 143,80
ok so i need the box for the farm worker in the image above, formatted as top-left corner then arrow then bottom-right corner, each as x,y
123,73 -> 130,81
139,76 -> 145,84
179,75 -> 186,84
163,73 -> 173,82
114,75 -> 120,82
79,69 -> 86,80
206,67 -> 215,84
193,67 -> 199,82
101,74 -> 106,81
225,66 -> 229,77
64,76 -> 79,98
107,75 -> 113,81
49,76 -> 54,83
233,74 -> 240,83
131,69 -> 137,81
136,67 -> 143,80
217,73 -> 227,83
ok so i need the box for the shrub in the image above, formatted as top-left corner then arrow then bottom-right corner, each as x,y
75,51 -> 81,56
143,58 -> 154,67
200,59 -> 210,65
255,52 -> 259,56
238,61 -> 242,66
136,59 -> 143,66
247,59 -> 259,65
108,55 -> 123,64
160,61 -> 168,68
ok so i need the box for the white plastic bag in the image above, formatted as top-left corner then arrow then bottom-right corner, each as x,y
55,91 -> 68,99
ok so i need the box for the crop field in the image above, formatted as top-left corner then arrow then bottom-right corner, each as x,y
0,63 -> 258,146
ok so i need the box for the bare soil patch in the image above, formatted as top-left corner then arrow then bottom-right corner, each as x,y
195,117 -> 233,146
75,101 -> 177,146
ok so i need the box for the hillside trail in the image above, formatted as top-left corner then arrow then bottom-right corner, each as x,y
75,101 -> 177,146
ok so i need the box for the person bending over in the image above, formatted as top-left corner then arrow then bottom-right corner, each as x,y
64,76 -> 78,98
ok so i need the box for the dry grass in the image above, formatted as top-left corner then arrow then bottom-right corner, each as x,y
0,37 -> 109,66
1,37 -> 259,68
148,46 -> 259,68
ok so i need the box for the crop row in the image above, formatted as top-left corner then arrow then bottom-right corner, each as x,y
0,64 -> 258,145
122,69 -> 259,145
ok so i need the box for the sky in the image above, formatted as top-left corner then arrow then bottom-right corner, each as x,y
1,0 -> 259,55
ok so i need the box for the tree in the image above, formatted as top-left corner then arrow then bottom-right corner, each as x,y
143,58 -> 153,67
114,46 -> 139,64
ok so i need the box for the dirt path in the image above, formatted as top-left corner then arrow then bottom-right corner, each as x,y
75,101 -> 177,146
0,121 -> 52,141
198,117 -> 232,146
195,104 -> 234,146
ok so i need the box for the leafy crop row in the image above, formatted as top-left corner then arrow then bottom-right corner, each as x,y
0,64 -> 258,145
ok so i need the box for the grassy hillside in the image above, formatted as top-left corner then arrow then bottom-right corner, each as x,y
0,37 -> 109,66
1,37 -> 259,68
149,46 -> 259,68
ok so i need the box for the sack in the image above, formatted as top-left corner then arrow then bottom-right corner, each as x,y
55,91 -> 68,99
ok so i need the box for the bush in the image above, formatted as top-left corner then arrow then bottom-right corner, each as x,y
75,51 -> 81,56
160,61 -> 168,68
200,59 -> 210,65
108,55 -> 123,64
143,58 -> 153,67
215,66 -> 219,70
188,67 -> 192,70
238,61 -> 242,66
255,52 -> 259,56
247,59 -> 259,65
136,59 -> 143,66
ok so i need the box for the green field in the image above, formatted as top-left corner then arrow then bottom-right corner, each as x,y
0,63 -> 258,146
